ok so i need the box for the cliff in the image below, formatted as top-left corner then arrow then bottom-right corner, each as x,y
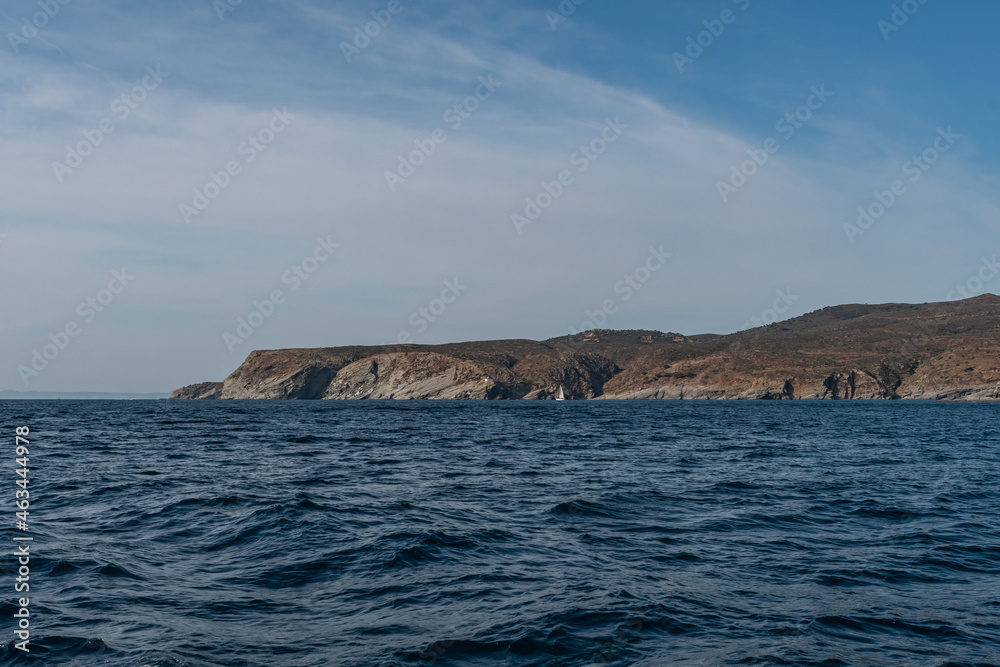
172,295 -> 1000,401
169,381 -> 223,400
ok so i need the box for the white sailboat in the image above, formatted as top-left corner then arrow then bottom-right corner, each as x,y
556,385 -> 566,401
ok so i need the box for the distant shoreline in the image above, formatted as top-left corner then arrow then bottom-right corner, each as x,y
0,391 -> 169,400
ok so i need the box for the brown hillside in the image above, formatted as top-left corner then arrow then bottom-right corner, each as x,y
170,295 -> 1000,401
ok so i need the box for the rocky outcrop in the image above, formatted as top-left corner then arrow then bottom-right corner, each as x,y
816,371 -> 880,400
218,348 -> 379,399
321,353 -> 517,400
202,341 -> 627,401
759,379 -> 796,400
170,382 -> 223,399
174,295 -> 1000,401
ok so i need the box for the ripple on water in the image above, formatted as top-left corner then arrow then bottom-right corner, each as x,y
3,400 -> 999,666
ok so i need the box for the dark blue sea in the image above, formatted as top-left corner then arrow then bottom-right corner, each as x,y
0,401 -> 998,666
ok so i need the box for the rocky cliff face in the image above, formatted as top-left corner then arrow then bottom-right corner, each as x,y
170,382 -> 223,400
172,295 -> 1000,401
203,340 -> 624,401
322,353 -> 504,400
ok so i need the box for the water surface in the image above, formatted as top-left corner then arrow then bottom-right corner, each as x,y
0,401 -> 998,666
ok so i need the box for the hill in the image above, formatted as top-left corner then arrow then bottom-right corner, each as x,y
171,295 -> 1000,401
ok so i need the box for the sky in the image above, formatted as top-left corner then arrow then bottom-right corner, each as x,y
2,0 -> 999,393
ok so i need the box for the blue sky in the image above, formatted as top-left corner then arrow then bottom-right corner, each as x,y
2,0 -> 998,392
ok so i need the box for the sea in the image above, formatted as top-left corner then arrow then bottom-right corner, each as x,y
0,400 -> 998,666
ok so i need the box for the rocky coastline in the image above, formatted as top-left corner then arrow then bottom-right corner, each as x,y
172,295 -> 1000,401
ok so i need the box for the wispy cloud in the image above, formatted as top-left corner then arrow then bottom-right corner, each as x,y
2,0 -> 998,391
